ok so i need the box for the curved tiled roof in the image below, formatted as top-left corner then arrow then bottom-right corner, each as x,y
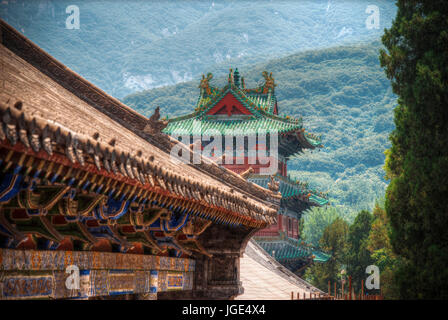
257,238 -> 331,263
163,113 -> 303,136
163,73 -> 323,149
248,174 -> 329,207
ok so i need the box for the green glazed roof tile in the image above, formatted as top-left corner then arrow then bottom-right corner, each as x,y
257,239 -> 331,262
248,174 -> 329,207
164,116 -> 303,136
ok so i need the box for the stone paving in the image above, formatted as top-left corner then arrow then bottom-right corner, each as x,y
236,240 -> 323,300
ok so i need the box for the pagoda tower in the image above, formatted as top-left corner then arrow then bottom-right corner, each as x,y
164,68 -> 330,273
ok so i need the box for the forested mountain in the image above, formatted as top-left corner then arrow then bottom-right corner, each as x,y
124,41 -> 396,221
1,0 -> 397,221
1,0 -> 395,98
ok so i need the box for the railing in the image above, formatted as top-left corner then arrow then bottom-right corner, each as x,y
291,276 -> 384,300
253,230 -> 279,238
290,292 -> 383,300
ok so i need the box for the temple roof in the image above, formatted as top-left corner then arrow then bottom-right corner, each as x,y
248,174 -> 329,207
256,237 -> 331,263
163,69 -> 323,151
0,19 -> 280,228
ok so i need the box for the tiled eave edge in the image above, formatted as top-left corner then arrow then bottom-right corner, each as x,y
0,103 -> 278,227
248,174 -> 329,206
254,236 -> 331,262
166,116 -> 322,149
0,19 -> 280,216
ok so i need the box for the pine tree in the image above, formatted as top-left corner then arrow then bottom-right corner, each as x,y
380,0 -> 448,299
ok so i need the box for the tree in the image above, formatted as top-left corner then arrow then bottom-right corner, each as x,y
367,202 -> 391,255
367,202 -> 400,299
380,0 -> 448,299
301,206 -> 340,247
304,217 -> 349,291
346,210 -> 374,294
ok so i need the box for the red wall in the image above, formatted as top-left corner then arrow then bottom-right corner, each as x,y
254,214 -> 299,240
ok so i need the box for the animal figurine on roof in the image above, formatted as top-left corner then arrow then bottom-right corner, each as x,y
144,106 -> 168,135
262,71 -> 276,94
199,73 -> 213,96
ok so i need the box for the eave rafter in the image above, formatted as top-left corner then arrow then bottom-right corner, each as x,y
0,103 -> 277,229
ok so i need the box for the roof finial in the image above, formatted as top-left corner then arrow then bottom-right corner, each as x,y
233,68 -> 240,87
199,72 -> 213,95
228,68 -> 234,85
143,106 -> 168,135
262,71 -> 276,94
241,76 -> 246,89
268,175 -> 280,193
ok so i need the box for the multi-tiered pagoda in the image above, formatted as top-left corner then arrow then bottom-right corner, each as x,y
164,68 -> 330,273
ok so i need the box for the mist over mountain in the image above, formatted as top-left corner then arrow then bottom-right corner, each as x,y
1,0 -> 396,98
123,41 -> 396,220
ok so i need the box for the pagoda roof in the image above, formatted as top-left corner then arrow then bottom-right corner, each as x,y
163,70 -> 323,150
256,237 -> 331,263
248,174 -> 329,207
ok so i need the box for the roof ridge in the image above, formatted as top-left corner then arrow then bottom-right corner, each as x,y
196,85 -> 263,119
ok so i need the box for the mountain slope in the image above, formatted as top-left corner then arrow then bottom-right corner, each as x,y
123,41 -> 396,219
1,0 -> 396,98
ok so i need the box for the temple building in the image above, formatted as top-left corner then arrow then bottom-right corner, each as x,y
0,20 -> 284,300
164,68 -> 330,274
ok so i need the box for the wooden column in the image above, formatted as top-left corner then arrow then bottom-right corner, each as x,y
348,276 -> 352,300
361,279 -> 364,300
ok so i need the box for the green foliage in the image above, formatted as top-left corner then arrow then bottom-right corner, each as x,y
345,210 -> 374,294
304,217 -> 349,291
306,202 -> 401,298
380,0 -> 448,299
366,202 -> 400,299
301,206 -> 340,247
367,201 -> 391,255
